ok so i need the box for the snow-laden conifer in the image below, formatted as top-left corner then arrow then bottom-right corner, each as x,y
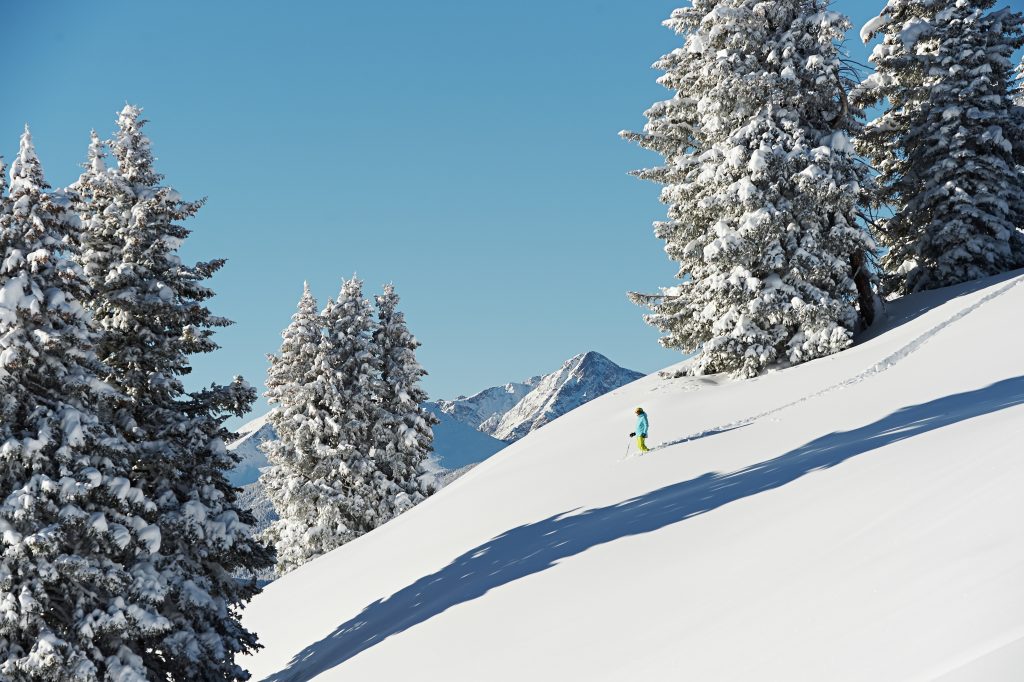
263,283 -> 322,427
76,106 -> 272,680
262,278 -> 388,575
371,283 -> 438,511
259,283 -> 335,575
0,128 -> 167,681
1011,55 -> 1024,171
1015,54 -> 1024,106
622,0 -> 874,378
854,0 -> 1024,294
69,132 -> 128,313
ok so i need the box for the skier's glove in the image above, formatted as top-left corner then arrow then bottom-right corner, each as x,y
629,432 -> 636,437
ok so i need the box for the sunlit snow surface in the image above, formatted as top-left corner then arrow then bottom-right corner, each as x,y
243,271 -> 1024,681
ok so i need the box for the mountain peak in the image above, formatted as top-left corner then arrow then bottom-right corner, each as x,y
434,353 -> 644,443
434,378 -> 540,435
566,351 -> 619,371
492,353 -> 644,442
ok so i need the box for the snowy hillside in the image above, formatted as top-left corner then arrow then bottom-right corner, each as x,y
492,351 -> 644,442
241,271 -> 1024,681
228,353 -> 639,555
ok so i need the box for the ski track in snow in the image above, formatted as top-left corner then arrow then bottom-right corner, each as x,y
656,276 -> 1024,451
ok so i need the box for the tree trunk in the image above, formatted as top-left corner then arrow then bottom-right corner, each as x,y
851,250 -> 875,328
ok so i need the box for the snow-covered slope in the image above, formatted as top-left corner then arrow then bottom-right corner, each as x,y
493,351 -> 644,442
242,271 -> 1024,681
230,408 -> 502,577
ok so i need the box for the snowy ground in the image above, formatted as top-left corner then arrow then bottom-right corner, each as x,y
241,271 -> 1024,681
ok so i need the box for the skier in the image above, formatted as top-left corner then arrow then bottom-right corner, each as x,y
629,407 -> 650,453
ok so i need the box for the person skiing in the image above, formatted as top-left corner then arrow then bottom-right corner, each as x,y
629,407 -> 650,453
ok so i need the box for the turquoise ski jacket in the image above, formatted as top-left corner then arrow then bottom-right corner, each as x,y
636,412 -> 649,436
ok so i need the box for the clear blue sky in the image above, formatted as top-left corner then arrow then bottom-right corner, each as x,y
5,1 -> 1021,422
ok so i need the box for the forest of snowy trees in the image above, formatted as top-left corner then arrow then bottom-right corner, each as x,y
624,0 -> 1024,377
0,107 -> 440,678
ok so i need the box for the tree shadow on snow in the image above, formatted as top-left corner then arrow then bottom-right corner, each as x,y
263,376 -> 1024,681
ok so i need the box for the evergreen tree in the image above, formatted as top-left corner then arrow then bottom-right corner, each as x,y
76,106 -> 272,680
0,128 -> 167,680
1014,54 -> 1024,106
853,0 -> 1024,294
622,0 -> 874,377
1011,55 -> 1024,173
259,283 -> 336,575
70,131 -> 127,313
371,283 -> 438,511
262,278 -> 386,575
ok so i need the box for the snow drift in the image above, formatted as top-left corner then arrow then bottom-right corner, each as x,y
242,272 -> 1024,681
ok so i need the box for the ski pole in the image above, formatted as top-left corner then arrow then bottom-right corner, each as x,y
624,435 -> 631,457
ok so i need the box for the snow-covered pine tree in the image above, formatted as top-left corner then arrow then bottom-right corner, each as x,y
69,132 -> 131,337
853,0 -> 1024,294
259,283 -> 337,575
319,278 -> 404,532
76,105 -> 272,680
621,0 -> 875,378
0,128 -> 168,681
371,283 -> 438,512
1011,55 -> 1024,175
261,277 -> 388,575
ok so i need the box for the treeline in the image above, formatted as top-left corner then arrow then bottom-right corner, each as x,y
624,0 -> 1024,377
0,102 -> 442,678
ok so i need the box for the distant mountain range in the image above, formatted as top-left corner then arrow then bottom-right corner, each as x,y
434,377 -> 542,435
228,350 -> 643,486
